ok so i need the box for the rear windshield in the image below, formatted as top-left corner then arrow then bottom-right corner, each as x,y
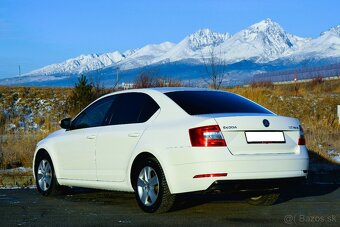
165,91 -> 271,115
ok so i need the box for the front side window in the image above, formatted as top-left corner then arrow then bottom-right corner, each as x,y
71,96 -> 115,129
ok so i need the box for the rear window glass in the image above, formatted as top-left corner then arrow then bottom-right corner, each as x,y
165,91 -> 271,115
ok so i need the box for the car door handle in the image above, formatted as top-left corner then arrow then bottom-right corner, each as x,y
86,135 -> 96,139
128,133 -> 141,137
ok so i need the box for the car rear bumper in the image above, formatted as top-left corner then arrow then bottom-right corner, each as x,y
161,146 -> 309,194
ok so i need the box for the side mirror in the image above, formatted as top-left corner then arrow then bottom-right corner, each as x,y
59,118 -> 72,130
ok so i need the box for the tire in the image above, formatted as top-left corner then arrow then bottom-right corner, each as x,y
34,153 -> 60,196
134,157 -> 176,213
246,192 -> 280,206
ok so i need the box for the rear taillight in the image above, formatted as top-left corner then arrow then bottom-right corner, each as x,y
298,125 -> 306,145
189,125 -> 226,147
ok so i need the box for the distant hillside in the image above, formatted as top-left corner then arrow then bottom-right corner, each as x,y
1,19 -> 339,87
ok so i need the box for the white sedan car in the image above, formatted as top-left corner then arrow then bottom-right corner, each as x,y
33,87 -> 308,213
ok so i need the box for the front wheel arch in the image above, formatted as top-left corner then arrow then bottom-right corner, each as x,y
34,149 -> 50,171
34,150 -> 61,196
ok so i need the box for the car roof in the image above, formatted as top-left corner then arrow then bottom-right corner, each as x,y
98,87 -> 228,102
148,87 -> 214,93
112,87 -> 217,95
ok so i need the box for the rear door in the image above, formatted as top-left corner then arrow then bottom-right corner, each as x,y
95,92 -> 160,182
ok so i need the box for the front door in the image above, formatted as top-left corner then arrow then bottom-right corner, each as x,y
55,127 -> 98,180
55,95 -> 116,181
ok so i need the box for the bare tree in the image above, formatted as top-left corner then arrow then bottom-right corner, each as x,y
111,67 -> 120,89
90,74 -> 107,98
134,69 -> 183,88
201,47 -> 228,89
90,68 -> 118,93
154,77 -> 183,87
134,69 -> 157,88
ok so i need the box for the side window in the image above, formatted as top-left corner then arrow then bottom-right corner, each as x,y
108,93 -> 159,125
139,96 -> 160,123
71,96 -> 115,130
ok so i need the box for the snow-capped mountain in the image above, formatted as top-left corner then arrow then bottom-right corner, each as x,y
285,25 -> 340,61
218,19 -> 311,63
150,29 -> 230,63
2,19 -> 340,86
186,28 -> 230,50
117,41 -> 176,70
28,51 -> 125,76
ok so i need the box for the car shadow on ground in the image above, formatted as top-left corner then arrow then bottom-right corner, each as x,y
274,150 -> 339,205
307,150 -> 340,184
56,182 -> 338,212
170,183 -> 338,211
277,184 -> 339,203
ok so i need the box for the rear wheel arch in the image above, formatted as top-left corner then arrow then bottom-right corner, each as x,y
130,152 -> 156,190
130,152 -> 176,213
130,152 -> 171,191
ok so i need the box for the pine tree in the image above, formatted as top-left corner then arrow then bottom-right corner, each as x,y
69,75 -> 95,114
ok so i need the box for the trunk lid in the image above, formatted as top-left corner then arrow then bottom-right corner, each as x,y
214,115 -> 301,155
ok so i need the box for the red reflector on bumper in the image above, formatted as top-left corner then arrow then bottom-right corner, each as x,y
193,173 -> 228,178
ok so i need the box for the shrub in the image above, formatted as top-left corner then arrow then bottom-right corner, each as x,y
250,80 -> 273,88
311,76 -> 323,86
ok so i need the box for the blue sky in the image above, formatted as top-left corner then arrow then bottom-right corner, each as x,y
0,0 -> 339,78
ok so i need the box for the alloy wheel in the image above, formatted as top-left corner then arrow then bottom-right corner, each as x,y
37,159 -> 53,191
137,166 -> 159,206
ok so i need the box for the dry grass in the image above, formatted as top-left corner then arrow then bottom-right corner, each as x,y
0,86 -> 71,169
0,133 -> 47,169
226,79 -> 340,162
0,79 -> 339,169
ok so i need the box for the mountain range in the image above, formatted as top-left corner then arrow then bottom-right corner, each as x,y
1,18 -> 339,86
